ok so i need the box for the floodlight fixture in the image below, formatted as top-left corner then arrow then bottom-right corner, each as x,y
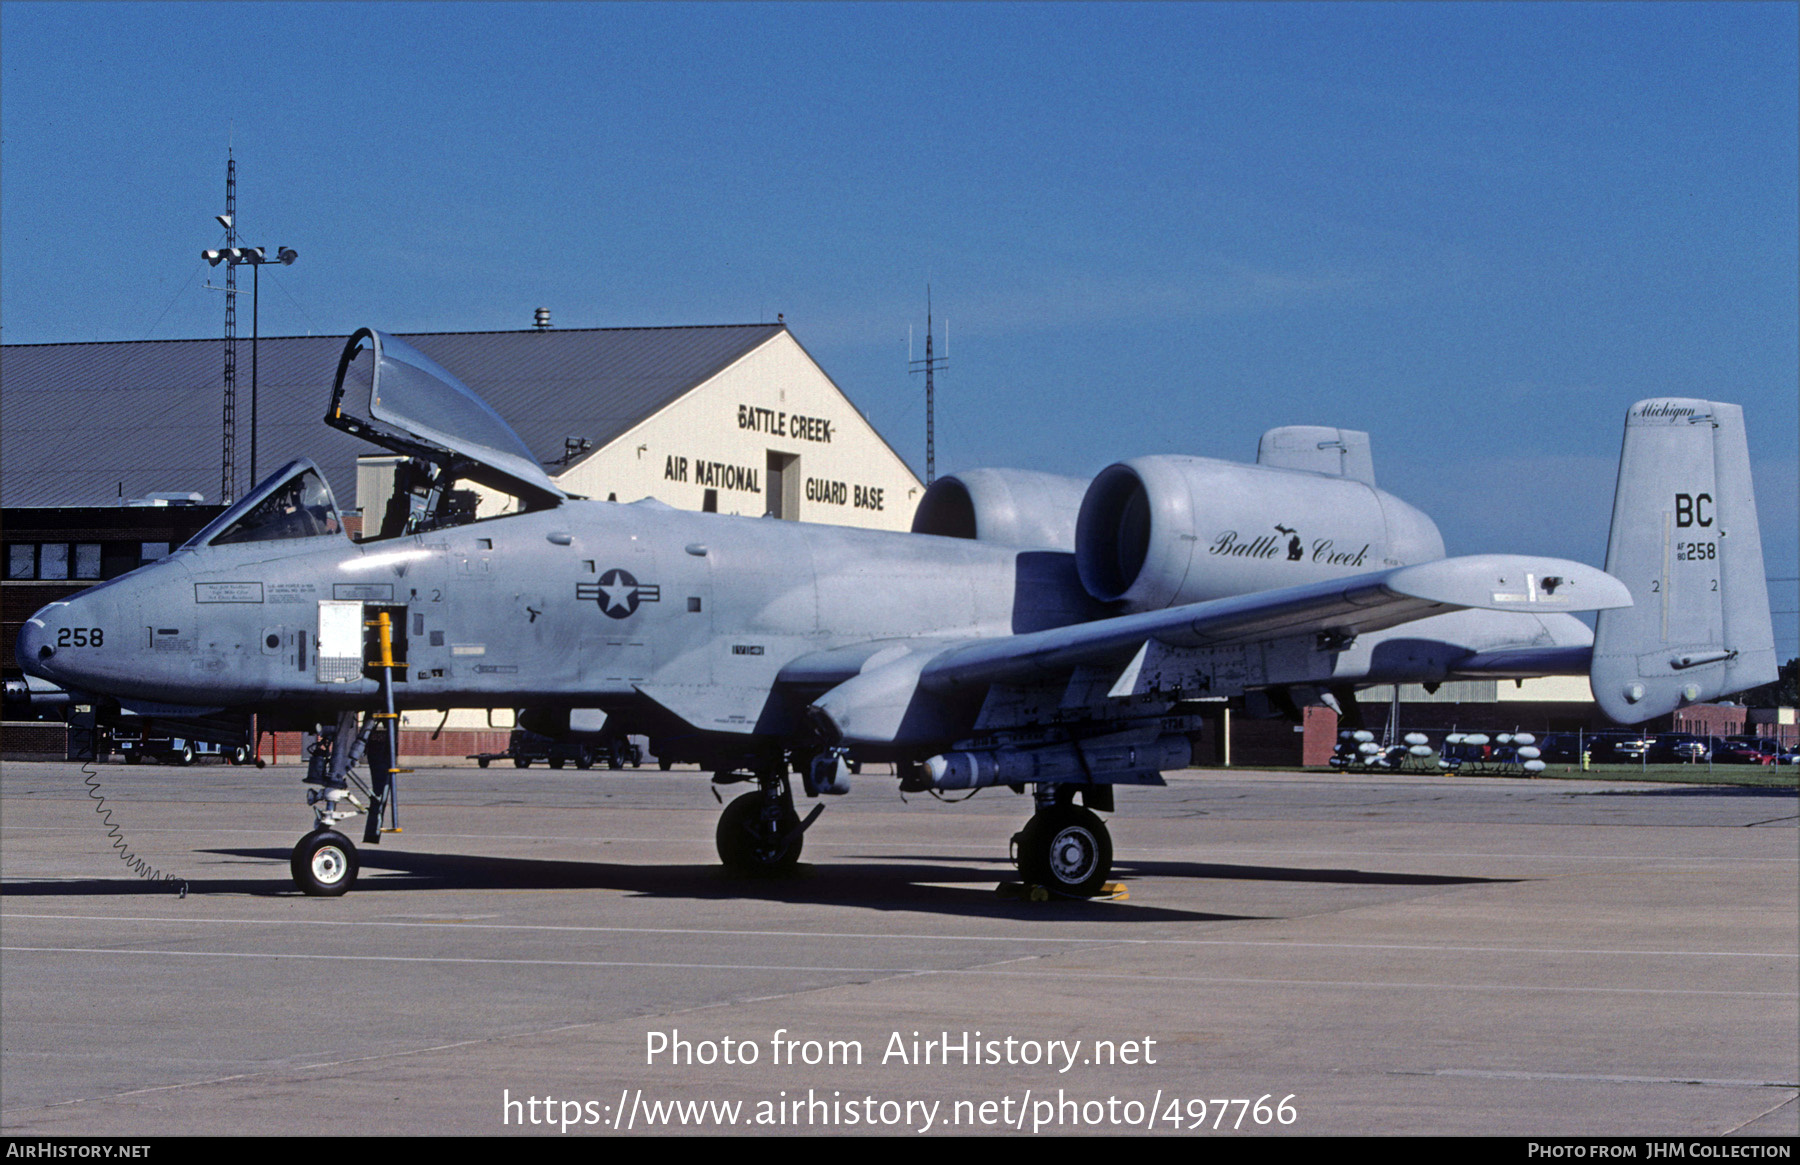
201,233 -> 301,485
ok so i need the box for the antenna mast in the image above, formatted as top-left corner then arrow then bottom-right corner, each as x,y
908,286 -> 948,484
219,149 -> 239,503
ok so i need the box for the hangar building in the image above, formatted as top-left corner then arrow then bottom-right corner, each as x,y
2,322 -> 923,530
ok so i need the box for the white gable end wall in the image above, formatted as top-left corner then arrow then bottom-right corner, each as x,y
553,332 -> 923,531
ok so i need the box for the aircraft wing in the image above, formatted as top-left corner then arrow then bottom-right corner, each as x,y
805,554 -> 1629,746
915,553 -> 1629,694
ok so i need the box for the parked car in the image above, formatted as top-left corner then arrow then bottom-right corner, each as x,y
1711,741 -> 1773,765
472,728 -> 645,770
1584,735 -> 1644,763
502,728 -> 595,770
1647,734 -> 1710,764
1532,734 -> 1584,763
115,729 -> 251,765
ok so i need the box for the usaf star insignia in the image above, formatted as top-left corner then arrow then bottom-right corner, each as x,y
577,569 -> 661,619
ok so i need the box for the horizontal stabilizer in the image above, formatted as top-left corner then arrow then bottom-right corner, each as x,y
1447,644 -> 1595,680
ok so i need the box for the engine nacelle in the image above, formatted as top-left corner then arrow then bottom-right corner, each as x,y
911,468 -> 1090,551
1075,456 -> 1445,612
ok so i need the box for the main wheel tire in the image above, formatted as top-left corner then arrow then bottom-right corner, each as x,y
576,750 -> 593,770
230,746 -> 251,766
549,758 -> 565,770
178,745 -> 195,765
716,790 -> 803,875
291,829 -> 358,896
659,757 -> 672,771
478,757 -> 491,768
514,757 -> 530,768
1016,805 -> 1112,897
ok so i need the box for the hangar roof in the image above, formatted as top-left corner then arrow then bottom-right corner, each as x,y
0,324 -> 784,508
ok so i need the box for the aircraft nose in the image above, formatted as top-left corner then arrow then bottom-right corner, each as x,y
15,616 -> 54,677
17,592 -> 123,687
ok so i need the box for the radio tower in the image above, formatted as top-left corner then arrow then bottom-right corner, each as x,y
219,149 -> 239,503
908,287 -> 948,484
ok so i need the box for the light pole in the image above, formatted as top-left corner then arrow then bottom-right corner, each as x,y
204,245 -> 297,487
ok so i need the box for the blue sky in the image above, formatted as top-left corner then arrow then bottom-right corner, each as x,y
4,2 -> 1795,654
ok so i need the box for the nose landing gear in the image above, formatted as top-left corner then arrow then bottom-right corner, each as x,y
295,724 -> 369,896
291,828 -> 359,896
289,612 -> 405,896
292,705 -> 399,896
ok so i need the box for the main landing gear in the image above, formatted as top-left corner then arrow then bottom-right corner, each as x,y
1013,787 -> 1114,898
713,763 -> 822,876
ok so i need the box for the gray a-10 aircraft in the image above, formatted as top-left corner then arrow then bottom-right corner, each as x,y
16,330 -> 1777,896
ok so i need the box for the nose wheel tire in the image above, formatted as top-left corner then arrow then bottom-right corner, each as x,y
716,790 -> 803,875
292,829 -> 359,896
1016,805 -> 1112,897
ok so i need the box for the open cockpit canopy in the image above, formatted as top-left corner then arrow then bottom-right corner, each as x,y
329,328 -> 565,508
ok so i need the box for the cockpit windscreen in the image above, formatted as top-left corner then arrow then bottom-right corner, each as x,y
187,461 -> 345,547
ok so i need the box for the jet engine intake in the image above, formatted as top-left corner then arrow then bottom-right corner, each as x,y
911,469 -> 1091,551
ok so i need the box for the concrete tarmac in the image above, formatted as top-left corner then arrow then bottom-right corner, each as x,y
1,759 -> 1794,1137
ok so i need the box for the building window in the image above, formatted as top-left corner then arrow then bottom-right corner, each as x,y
5,543 -> 112,579
38,543 -> 69,580
140,542 -> 170,564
